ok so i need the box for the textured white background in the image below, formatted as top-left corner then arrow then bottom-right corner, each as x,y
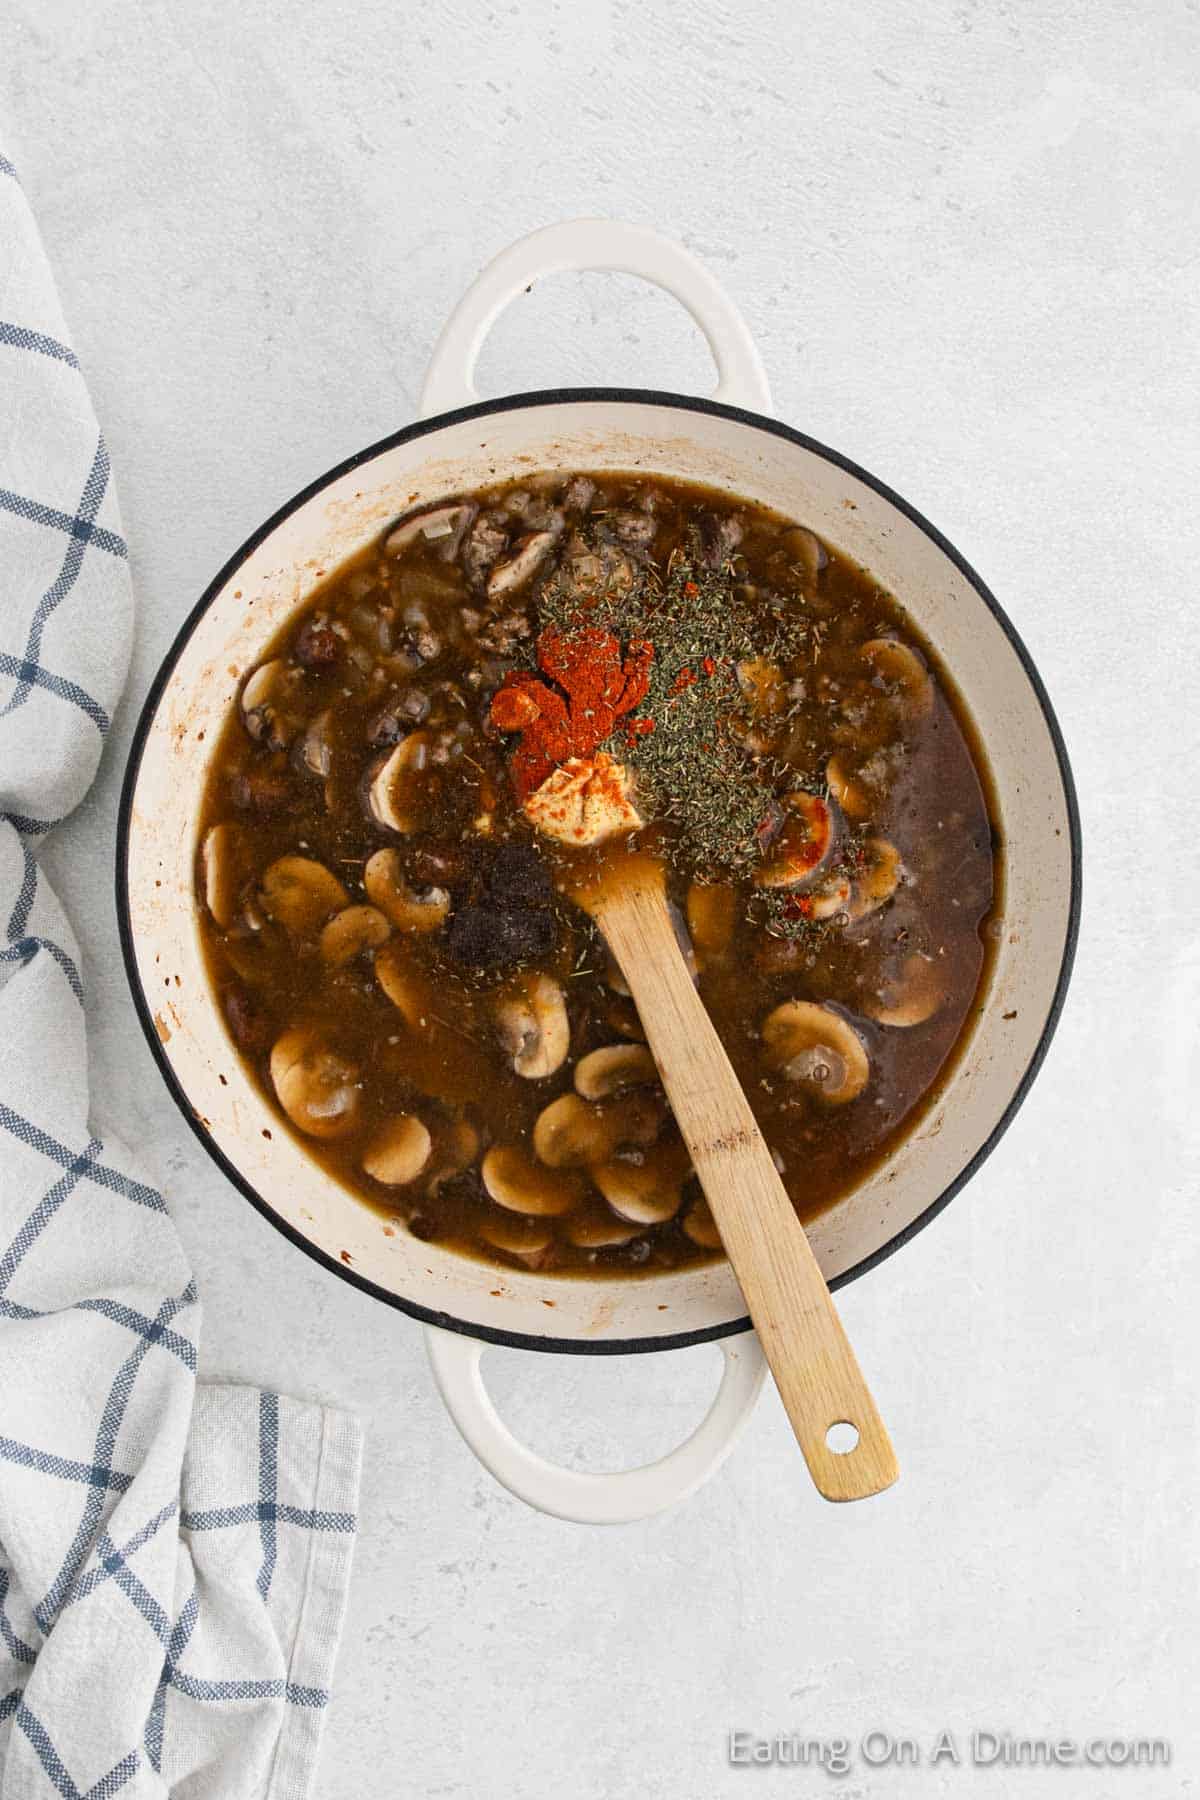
4,2 -> 1199,1795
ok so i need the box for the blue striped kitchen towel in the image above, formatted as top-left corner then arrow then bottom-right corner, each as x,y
0,146 -> 362,1798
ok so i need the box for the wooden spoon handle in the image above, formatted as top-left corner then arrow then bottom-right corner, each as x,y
603,884 -> 898,1502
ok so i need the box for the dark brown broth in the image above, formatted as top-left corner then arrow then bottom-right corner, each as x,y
197,473 -> 1000,1276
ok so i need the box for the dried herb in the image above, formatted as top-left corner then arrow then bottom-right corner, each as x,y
534,538 -> 808,873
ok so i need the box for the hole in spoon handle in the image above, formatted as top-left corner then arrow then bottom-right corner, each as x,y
790,1385 -> 898,1503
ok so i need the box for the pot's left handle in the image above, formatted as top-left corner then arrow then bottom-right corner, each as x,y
419,218 -> 772,419
425,1325 -> 766,1525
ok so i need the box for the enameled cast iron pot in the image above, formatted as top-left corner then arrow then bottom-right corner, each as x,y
118,221 -> 1080,1524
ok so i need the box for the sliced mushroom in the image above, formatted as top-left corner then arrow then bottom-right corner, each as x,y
426,1118 -> 481,1194
807,871 -> 852,921
574,1043 -> 658,1100
481,1145 -> 581,1216
862,638 -> 934,718
364,848 -> 450,932
368,731 -> 433,833
240,660 -> 295,749
762,1001 -> 869,1105
845,838 -> 903,923
686,882 -> 737,962
864,952 -> 945,1027
298,709 -> 333,779
592,1139 -> 692,1225
374,942 -> 435,1027
682,1196 -> 723,1250
270,1027 -> 360,1139
532,1091 -> 662,1169
754,791 -> 837,890
559,532 -> 636,599
826,753 -> 871,820
782,524 -> 827,587
493,972 -> 569,1080
258,856 -> 348,938
532,1093 -> 604,1169
201,821 -> 242,928
565,1213 -> 644,1249
319,903 -> 391,967
384,501 -> 477,560
603,995 -> 646,1041
477,1215 -> 554,1264
362,1114 -> 432,1185
737,656 -> 787,718
486,529 -> 559,600
604,952 -> 632,998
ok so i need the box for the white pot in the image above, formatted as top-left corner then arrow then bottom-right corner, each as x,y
118,221 -> 1080,1524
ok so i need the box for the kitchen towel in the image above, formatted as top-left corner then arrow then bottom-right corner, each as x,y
0,145 -> 362,1799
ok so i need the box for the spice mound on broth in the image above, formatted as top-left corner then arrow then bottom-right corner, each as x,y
195,471 -> 998,1280
490,541 -> 807,870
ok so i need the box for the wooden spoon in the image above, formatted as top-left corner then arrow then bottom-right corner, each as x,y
567,850 -> 898,1502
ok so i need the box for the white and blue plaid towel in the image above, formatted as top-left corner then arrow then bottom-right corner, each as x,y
0,147 -> 363,1798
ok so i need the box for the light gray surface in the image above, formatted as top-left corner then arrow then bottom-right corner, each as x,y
4,3 -> 1197,1795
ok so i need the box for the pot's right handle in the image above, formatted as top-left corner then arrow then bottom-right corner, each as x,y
419,218 -> 773,420
425,1325 -> 766,1525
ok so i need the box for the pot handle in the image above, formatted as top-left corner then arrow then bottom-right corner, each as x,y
424,1324 -> 767,1525
419,218 -> 772,420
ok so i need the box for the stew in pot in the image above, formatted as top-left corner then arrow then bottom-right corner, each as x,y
196,473 -> 999,1275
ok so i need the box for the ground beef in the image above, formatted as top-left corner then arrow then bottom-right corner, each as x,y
462,512 -> 509,591
477,610 -> 533,656
607,509 -> 657,553
698,512 -> 743,567
367,688 -> 431,745
228,765 -> 291,813
224,988 -> 269,1052
294,618 -> 339,667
